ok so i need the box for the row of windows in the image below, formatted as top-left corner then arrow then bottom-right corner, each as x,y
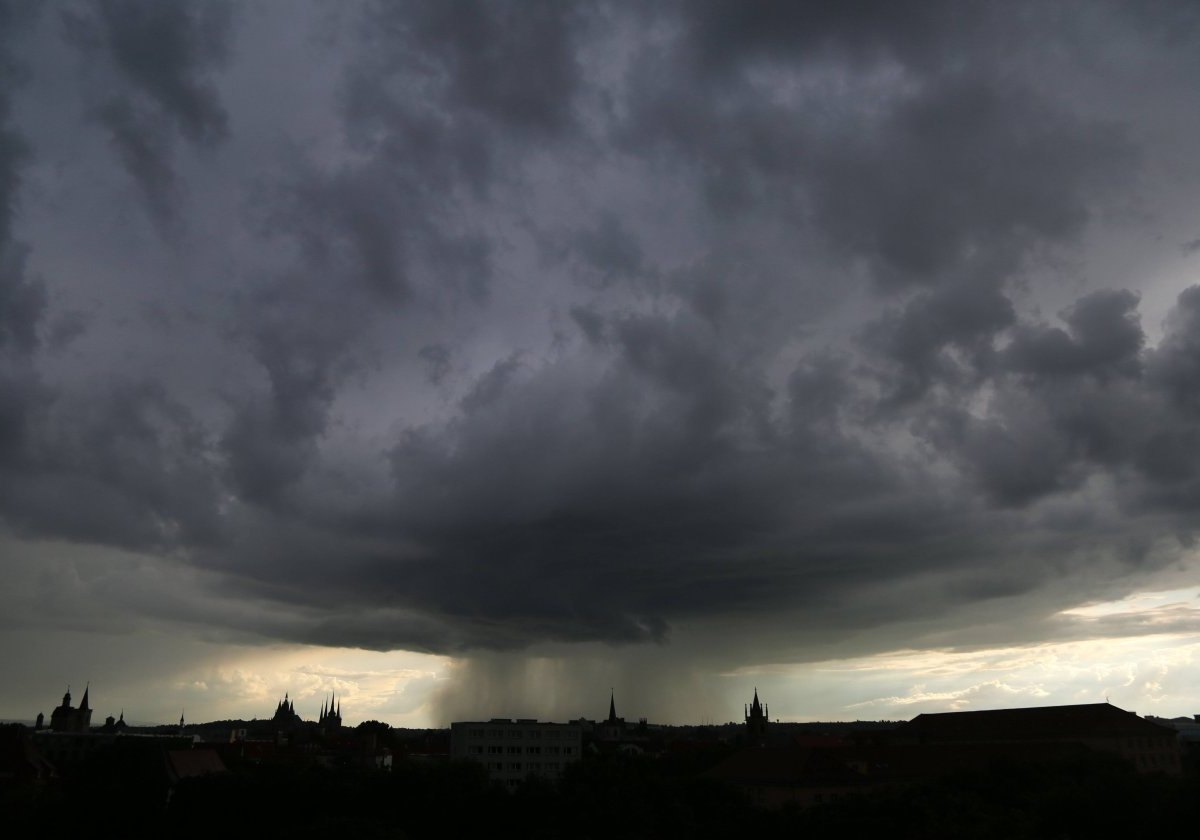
1124,737 -> 1174,750
467,728 -> 576,740
476,744 -> 573,756
1136,752 -> 1178,769
485,762 -> 565,773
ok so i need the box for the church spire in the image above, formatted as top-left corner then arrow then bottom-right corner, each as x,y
745,688 -> 767,745
80,684 -> 90,711
608,689 -> 617,723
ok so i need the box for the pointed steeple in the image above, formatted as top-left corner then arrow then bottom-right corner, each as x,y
608,689 -> 617,723
80,684 -> 90,711
746,688 -> 767,744
336,698 -> 340,717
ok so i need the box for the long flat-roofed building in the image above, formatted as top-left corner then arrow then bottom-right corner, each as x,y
450,719 -> 582,789
894,703 -> 1182,775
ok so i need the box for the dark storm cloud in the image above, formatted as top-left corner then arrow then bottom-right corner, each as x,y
383,0 -> 582,135
0,3 -> 47,472
569,212 -> 645,288
683,0 -> 958,74
0,1 -> 219,548
1149,286 -> 1200,416
807,78 -> 1133,291
5,0 -> 1200,671
220,266 -> 371,507
210,0 -> 590,509
0,5 -> 42,350
920,284 -> 1200,513
0,244 -> 42,358
0,379 -> 223,550
866,279 -> 1016,404
624,3 -> 1134,293
60,0 -> 232,225
261,163 -> 416,301
417,343 -> 452,386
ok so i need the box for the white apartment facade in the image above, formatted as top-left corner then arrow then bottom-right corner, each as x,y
450,719 -> 583,788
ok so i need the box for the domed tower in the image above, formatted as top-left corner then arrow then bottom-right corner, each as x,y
49,687 -> 72,732
745,688 -> 768,745
49,684 -> 93,733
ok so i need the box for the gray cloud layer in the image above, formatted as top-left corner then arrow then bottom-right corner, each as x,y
4,1 -> 1200,673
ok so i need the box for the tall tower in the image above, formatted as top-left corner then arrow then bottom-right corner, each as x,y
745,688 -> 768,745
319,692 -> 342,730
597,690 -> 625,741
49,683 -> 92,732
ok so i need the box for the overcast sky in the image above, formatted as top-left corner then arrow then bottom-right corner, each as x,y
4,1 -> 1200,727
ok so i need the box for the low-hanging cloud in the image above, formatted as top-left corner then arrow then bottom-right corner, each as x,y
3,2 -> 1200,716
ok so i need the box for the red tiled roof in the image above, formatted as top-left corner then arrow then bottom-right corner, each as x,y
166,749 -> 227,782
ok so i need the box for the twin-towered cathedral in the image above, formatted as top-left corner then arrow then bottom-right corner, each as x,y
270,691 -> 343,730
40,682 -> 761,739
40,684 -> 341,733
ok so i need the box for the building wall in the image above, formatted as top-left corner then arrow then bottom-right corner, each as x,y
450,720 -> 582,789
1081,734 -> 1183,775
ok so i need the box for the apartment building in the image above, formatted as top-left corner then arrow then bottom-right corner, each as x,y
450,719 -> 582,788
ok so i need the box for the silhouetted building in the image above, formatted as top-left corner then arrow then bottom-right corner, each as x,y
0,724 -> 55,786
596,691 -> 626,742
100,711 -> 129,733
271,693 -> 304,729
165,748 -> 227,785
451,719 -> 582,789
48,685 -> 92,733
319,692 -> 342,731
745,688 -> 768,745
893,702 -> 1182,775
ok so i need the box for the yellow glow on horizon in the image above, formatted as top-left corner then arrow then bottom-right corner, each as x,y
172,645 -> 452,727
1060,586 -> 1200,619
